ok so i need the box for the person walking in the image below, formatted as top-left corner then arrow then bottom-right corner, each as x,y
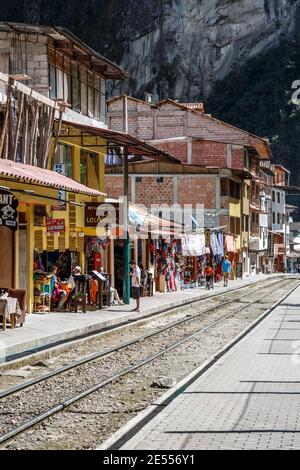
130,260 -> 142,312
205,264 -> 214,290
222,256 -> 232,287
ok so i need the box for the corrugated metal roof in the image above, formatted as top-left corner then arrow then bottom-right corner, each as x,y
0,159 -> 105,197
63,121 -> 181,163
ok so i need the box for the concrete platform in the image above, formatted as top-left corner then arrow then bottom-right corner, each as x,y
116,280 -> 300,450
0,274 -> 279,364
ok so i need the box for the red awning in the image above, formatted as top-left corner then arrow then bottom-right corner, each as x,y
0,159 -> 105,197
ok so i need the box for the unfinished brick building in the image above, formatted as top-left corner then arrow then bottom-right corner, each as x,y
106,96 -> 273,275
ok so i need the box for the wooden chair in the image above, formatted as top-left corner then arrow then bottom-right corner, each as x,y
99,274 -> 111,309
68,275 -> 87,313
8,289 -> 27,327
33,273 -> 54,314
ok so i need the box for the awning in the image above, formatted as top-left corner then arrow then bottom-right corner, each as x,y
0,159 -> 105,197
61,121 -> 181,163
273,185 -> 300,194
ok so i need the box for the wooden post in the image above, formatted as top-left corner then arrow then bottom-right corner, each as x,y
42,106 -> 56,169
22,101 -> 29,164
12,92 -> 25,162
123,147 -> 131,305
52,104 -> 64,164
0,79 -> 13,158
29,103 -> 39,165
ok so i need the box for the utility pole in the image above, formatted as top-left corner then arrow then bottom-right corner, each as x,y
123,146 -> 131,305
122,95 -> 130,304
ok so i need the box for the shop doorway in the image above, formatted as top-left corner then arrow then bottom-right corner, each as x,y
0,227 -> 14,288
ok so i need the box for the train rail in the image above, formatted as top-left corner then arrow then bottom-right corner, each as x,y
0,277 -> 298,448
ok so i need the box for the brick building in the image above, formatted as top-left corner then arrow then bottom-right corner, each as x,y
106,96 -> 273,275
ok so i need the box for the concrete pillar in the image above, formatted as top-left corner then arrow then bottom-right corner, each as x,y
109,239 -> 115,288
14,227 -> 19,289
26,205 -> 34,314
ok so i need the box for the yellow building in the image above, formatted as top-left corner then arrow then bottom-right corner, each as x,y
0,158 -> 104,313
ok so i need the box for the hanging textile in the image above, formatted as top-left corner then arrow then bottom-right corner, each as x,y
217,232 -> 224,257
225,234 -> 237,253
210,232 -> 218,256
182,234 -> 206,256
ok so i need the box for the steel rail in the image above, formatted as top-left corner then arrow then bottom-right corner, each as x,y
0,279 -> 297,446
0,278 -> 286,401
1,277 -> 285,365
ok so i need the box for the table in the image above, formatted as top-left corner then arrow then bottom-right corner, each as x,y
0,297 -> 22,331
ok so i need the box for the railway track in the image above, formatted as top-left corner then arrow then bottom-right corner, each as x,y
0,277 -> 298,449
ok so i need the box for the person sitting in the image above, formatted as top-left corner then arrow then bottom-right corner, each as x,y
50,266 -> 67,311
89,278 -> 99,306
110,287 -> 124,306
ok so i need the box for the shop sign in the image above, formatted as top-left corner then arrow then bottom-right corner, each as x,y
46,218 -> 65,233
0,190 -> 18,231
85,202 -> 107,227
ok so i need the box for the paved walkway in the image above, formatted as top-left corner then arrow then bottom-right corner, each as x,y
0,274 -> 278,364
120,281 -> 300,450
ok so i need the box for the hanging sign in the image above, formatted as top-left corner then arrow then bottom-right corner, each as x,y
46,218 -> 65,234
0,190 -> 18,231
85,202 -> 108,227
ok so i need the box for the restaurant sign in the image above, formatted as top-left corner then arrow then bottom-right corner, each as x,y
46,218 -> 65,234
85,202 -> 108,228
0,190 -> 18,231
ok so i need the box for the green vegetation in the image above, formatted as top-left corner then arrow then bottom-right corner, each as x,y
207,33 -> 300,187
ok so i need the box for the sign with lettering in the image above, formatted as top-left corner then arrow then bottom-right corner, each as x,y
85,202 -> 107,228
0,190 -> 18,231
46,218 -> 65,234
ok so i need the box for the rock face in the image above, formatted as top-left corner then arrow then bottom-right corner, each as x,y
114,0 -> 300,101
1,0 -> 300,101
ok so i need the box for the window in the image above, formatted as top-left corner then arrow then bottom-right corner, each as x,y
80,150 -> 99,188
230,217 -> 241,235
136,177 -> 142,183
272,191 -> 275,202
81,81 -> 88,116
277,213 -> 280,224
221,179 -> 229,196
48,47 -> 104,120
157,177 -> 164,183
53,144 -> 72,178
49,65 -> 57,100
229,180 -> 241,199
277,192 -> 280,204
242,215 -> 249,232
72,75 -> 81,112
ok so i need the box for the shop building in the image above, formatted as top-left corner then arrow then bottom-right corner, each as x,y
0,24 -> 181,310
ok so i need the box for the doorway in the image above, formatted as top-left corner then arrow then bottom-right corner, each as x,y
0,227 -> 14,288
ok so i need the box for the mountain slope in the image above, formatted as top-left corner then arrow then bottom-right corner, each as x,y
1,0 -> 300,190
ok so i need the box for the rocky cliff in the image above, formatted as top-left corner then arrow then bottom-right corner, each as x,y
1,0 -> 300,192
1,0 -> 300,100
